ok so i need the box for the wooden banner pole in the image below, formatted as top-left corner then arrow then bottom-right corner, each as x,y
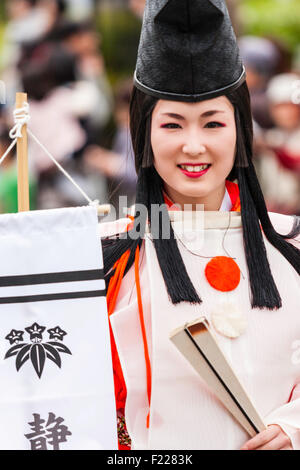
16,92 -> 30,212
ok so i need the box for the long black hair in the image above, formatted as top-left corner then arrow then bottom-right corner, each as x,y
103,81 -> 300,310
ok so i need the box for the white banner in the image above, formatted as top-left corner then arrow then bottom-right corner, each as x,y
0,206 -> 117,450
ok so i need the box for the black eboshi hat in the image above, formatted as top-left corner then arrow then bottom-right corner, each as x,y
134,0 -> 246,102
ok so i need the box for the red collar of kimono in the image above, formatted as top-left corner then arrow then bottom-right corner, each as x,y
163,180 -> 241,212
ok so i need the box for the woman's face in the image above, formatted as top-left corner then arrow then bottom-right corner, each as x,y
151,96 -> 237,210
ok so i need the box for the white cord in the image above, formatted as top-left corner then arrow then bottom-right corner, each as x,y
9,104 -> 30,139
28,129 -> 94,205
0,139 -> 17,166
0,101 -> 100,208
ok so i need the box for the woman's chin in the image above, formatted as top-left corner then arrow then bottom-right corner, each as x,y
178,185 -> 211,200
173,191 -> 210,203
164,180 -> 216,203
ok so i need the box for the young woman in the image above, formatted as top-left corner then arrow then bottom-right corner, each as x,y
100,0 -> 300,450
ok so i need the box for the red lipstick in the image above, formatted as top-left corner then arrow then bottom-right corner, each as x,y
178,163 -> 211,179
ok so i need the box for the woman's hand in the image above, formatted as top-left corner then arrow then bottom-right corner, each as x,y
240,424 -> 293,450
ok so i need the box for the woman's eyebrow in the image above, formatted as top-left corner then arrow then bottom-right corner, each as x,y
161,112 -> 185,120
161,110 -> 225,120
201,110 -> 225,118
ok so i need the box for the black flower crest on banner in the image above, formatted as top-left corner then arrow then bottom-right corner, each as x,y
4,323 -> 72,378
5,329 -> 24,345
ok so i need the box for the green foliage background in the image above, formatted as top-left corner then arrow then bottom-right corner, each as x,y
97,7 -> 141,84
241,0 -> 300,52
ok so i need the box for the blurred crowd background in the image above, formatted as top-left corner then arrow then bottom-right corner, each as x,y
0,0 -> 299,216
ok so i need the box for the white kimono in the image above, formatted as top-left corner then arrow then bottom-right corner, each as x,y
100,211 -> 300,450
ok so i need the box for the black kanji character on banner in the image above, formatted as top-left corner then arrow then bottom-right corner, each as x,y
4,323 -> 72,378
25,412 -> 72,450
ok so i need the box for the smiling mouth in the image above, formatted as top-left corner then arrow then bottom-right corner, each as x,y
178,164 -> 211,172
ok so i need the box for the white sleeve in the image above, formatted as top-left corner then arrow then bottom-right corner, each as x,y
264,397 -> 300,449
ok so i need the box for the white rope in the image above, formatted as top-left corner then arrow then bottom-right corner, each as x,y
0,104 -> 29,167
0,101 -> 100,208
0,139 -> 17,166
28,129 -> 95,206
9,103 -> 30,139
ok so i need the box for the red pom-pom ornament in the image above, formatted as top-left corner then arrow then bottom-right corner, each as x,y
205,256 -> 240,292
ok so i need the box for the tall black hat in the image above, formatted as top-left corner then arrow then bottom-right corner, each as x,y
134,0 -> 246,102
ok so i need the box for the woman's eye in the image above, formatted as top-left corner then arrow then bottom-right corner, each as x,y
205,122 -> 225,128
161,123 -> 181,129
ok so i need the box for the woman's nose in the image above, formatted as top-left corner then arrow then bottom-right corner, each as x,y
182,141 -> 206,156
182,130 -> 206,156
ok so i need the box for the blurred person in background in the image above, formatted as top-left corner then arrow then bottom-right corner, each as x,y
255,73 -> 300,215
1,1 -> 68,104
84,78 -> 137,213
19,43 -> 107,208
4,0 -> 50,47
46,20 -> 113,140
39,0 -> 67,31
239,36 -> 290,130
1,0 -> 50,105
1,0 -> 113,210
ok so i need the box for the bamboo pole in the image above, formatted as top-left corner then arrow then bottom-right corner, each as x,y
16,92 -> 30,212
